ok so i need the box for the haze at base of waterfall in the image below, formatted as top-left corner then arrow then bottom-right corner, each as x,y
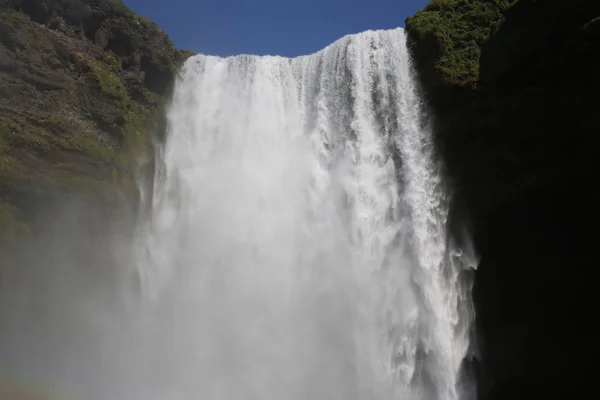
134,28 -> 477,400
0,28 -> 476,400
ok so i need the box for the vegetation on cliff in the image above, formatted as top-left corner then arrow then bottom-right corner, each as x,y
406,0 -> 600,213
406,1 -> 599,399
405,0 -> 513,88
0,0 -> 194,245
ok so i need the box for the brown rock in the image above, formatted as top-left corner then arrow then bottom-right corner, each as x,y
0,1 -> 195,243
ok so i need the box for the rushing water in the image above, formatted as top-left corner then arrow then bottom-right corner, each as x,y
0,28 -> 476,400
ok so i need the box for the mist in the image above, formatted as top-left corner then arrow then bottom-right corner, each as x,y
0,28 -> 476,400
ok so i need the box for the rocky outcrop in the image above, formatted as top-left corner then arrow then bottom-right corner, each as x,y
0,0 -> 194,248
407,0 -> 599,399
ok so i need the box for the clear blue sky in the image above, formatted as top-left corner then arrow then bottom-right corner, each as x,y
123,0 -> 429,57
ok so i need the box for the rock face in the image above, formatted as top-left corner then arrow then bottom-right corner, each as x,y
0,0 -> 193,248
407,0 -> 599,399
2,0 -> 596,397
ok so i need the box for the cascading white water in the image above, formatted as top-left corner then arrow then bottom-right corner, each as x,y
132,28 -> 477,400
0,27 -> 476,400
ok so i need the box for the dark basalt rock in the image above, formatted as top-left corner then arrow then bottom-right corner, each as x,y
407,0 -> 599,398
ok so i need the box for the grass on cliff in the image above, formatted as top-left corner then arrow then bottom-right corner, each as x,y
62,133 -> 117,163
72,51 -> 130,106
0,8 -> 31,26
0,118 -> 51,155
0,102 -> 151,200
0,1 -> 173,241
406,0 -> 516,86
69,48 -> 155,166
93,63 -> 129,104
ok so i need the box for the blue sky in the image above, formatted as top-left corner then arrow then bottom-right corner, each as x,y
123,0 -> 429,57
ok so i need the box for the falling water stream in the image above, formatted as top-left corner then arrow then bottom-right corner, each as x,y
0,28 -> 476,400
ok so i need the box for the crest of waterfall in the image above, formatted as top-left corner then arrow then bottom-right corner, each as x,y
132,28 -> 477,400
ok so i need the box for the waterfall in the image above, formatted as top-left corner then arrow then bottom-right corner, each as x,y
0,28 -> 476,400
133,28 -> 477,400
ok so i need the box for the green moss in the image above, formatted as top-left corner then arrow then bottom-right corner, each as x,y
120,108 -> 150,158
1,112 -> 119,165
62,133 -> 117,163
406,0 -> 515,87
0,122 -> 51,155
140,87 -> 159,105
73,51 -> 130,105
103,51 -> 122,73
178,49 -> 196,60
0,9 -> 31,26
137,15 -> 158,30
92,64 -> 129,101
94,0 -> 158,30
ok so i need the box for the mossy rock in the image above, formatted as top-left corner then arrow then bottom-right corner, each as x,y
0,0 -> 184,246
406,0 -> 515,88
0,8 -> 30,26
